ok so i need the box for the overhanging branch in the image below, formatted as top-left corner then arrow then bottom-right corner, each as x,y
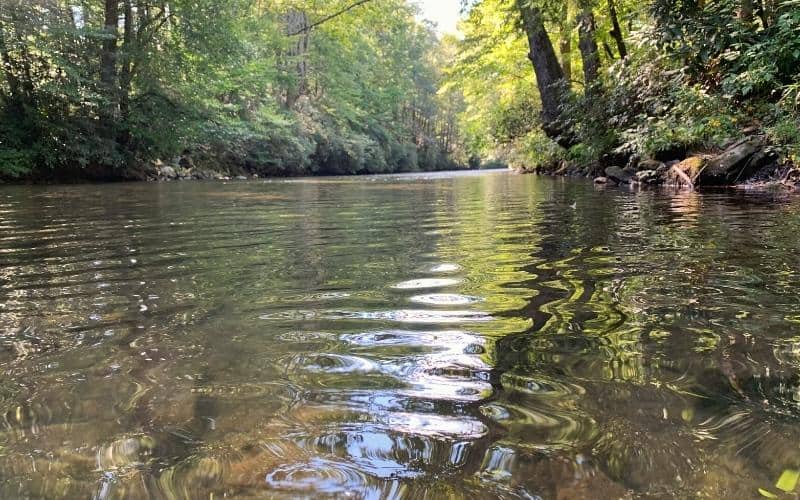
288,0 -> 375,36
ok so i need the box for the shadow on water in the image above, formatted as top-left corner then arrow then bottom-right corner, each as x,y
1,173 -> 800,498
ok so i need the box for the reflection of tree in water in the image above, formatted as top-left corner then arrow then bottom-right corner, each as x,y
3,179 -> 800,497
487,187 -> 800,496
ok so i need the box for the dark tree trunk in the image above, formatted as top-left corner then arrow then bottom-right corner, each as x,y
101,0 -> 120,121
607,0 -> 627,58
101,0 -> 119,90
755,0 -> 768,26
119,0 -> 135,147
516,0 -> 569,139
284,9 -> 309,108
577,8 -> 600,86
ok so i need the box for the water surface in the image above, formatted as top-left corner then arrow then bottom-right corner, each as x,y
2,171 -> 800,498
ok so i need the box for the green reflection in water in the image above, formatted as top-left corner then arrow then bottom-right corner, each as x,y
1,171 -> 800,498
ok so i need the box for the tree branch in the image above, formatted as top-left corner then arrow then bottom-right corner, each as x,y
288,0 -> 375,36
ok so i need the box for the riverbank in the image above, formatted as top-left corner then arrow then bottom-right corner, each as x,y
523,132 -> 800,192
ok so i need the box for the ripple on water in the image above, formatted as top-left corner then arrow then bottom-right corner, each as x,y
386,353 -> 494,402
500,373 -> 587,398
410,293 -> 482,306
287,353 -> 378,374
96,435 -> 156,472
480,402 -> 597,452
341,329 -> 484,350
260,309 -> 493,324
392,278 -> 462,290
429,263 -> 462,273
265,457 -> 374,494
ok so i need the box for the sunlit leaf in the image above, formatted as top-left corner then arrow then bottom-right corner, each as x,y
776,469 -> 800,493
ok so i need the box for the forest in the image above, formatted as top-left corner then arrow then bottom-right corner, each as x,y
0,0 -> 464,181
0,0 -> 798,183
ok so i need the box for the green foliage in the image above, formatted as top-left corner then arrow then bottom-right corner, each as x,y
0,0 -> 465,180
448,0 -> 800,173
766,113 -> 800,163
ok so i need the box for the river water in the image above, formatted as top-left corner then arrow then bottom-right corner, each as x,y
1,170 -> 800,498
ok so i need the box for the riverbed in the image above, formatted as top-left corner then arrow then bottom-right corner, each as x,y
1,170 -> 800,498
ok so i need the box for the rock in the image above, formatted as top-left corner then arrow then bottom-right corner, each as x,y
594,176 -> 608,184
605,166 -> 634,184
235,175 -> 248,181
252,174 -> 259,179
699,138 -> 761,185
178,156 -> 194,169
603,142 -> 636,167
160,166 -> 177,180
636,170 -> 662,185
626,153 -> 641,171
638,159 -> 665,172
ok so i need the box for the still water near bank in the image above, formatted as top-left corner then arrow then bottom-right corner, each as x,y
1,170 -> 800,498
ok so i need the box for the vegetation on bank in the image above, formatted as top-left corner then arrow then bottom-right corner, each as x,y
0,1 -> 467,181
448,0 -> 800,184
2,0 -> 799,184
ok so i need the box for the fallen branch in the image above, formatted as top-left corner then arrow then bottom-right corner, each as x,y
669,164 -> 695,189
288,0 -> 374,36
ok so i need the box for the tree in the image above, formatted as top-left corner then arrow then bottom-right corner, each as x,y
515,0 -> 570,142
577,0 -> 600,86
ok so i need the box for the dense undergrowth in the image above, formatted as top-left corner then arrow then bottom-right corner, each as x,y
448,0 -> 800,178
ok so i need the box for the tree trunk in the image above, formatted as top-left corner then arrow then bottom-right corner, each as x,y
755,0 -> 769,26
284,9 -> 309,108
119,0 -> 135,147
607,0 -> 627,58
740,0 -> 754,20
577,7 -> 600,86
558,1 -> 572,82
101,0 -> 120,120
516,1 -> 567,134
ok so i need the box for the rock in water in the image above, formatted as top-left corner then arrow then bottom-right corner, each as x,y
699,138 -> 761,185
594,176 -> 608,184
636,169 -> 661,185
605,166 -> 634,184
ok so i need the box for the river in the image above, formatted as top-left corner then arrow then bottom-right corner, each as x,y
1,170 -> 800,498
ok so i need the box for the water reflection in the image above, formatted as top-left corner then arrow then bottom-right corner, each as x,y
1,172 -> 800,498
